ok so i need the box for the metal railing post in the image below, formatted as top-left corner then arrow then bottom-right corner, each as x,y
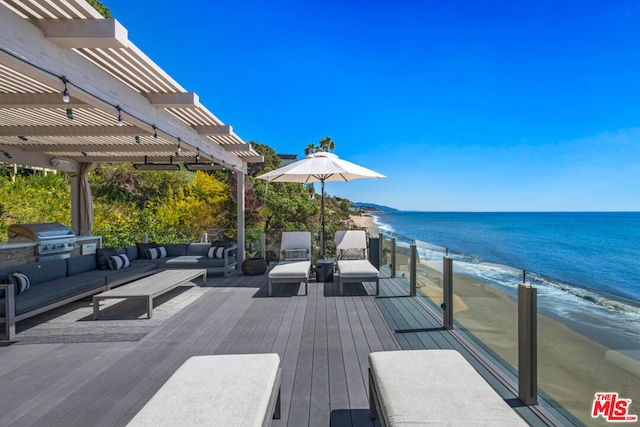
378,232 -> 383,271
390,237 -> 396,278
518,274 -> 538,405
409,243 -> 417,296
261,233 -> 266,259
442,253 -> 453,330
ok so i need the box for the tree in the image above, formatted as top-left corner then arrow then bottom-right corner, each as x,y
303,136 -> 335,155
318,136 -> 335,152
247,141 -> 281,177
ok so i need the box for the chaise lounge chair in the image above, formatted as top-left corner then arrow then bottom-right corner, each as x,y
335,230 -> 379,295
268,231 -> 312,297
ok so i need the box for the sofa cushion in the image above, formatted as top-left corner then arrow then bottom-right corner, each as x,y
67,254 -> 98,275
124,245 -> 139,261
8,275 -> 106,317
74,262 -> 157,287
18,260 -> 67,285
146,246 -> 167,260
136,242 -> 158,259
9,272 -> 31,295
163,244 -> 187,257
96,247 -> 119,270
186,243 -> 212,257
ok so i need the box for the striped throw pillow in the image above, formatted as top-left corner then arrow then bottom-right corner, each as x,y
9,272 -> 31,295
108,254 -> 130,270
208,246 -> 225,259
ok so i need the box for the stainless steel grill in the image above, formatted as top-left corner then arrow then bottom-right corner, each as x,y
8,223 -> 77,260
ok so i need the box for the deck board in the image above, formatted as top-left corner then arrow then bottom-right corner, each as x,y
0,268 -> 578,426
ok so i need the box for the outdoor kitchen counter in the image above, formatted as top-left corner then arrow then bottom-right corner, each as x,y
0,236 -> 102,269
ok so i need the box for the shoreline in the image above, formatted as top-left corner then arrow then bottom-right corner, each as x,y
350,213 -> 638,425
349,213 -> 379,235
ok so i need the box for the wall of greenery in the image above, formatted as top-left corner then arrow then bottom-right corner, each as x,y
0,141 -> 358,250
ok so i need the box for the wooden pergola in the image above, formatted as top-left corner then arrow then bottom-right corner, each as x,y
0,0 -> 263,262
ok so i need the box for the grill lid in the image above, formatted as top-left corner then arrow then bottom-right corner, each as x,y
8,222 -> 76,241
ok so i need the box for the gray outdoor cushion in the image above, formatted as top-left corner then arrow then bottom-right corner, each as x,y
186,243 -> 211,257
6,275 -> 106,316
128,354 -> 281,427
124,245 -> 139,261
74,262 -> 156,286
164,244 -> 187,257
268,260 -> 311,280
17,260 -> 67,285
337,259 -> 378,279
67,254 -> 98,275
369,350 -> 527,426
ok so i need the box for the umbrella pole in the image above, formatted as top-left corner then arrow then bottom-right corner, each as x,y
321,180 -> 325,258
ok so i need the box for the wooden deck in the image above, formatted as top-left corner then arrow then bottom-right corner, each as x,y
0,268 -> 579,426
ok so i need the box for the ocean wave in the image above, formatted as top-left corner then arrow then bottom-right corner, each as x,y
414,245 -> 640,326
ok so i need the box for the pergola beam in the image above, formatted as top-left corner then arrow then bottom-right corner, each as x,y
0,93 -> 87,107
31,18 -> 129,49
0,5 -> 244,170
0,125 -> 148,136
194,125 -> 233,135
144,92 -> 199,108
15,144 -> 190,153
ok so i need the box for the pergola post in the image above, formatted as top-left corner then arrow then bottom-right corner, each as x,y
237,170 -> 245,266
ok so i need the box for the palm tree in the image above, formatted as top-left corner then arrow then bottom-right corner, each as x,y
318,136 -> 335,152
304,143 -> 317,156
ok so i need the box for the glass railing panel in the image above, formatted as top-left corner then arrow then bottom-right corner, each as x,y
392,234 -> 413,292
414,239 -> 447,310
380,235 -> 390,268
533,271 -> 640,426
450,249 -> 523,374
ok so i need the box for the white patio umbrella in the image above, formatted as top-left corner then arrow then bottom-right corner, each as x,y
257,151 -> 385,257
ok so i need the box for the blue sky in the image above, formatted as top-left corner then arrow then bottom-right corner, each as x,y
106,0 -> 640,211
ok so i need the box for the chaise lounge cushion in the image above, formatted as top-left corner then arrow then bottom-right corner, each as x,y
337,259 -> 378,279
369,350 -> 527,426
268,261 -> 311,281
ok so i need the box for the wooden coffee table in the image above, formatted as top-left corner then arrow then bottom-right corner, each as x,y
93,269 -> 206,320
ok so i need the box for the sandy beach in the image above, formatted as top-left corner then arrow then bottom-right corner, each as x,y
352,215 -> 639,425
349,213 -> 379,235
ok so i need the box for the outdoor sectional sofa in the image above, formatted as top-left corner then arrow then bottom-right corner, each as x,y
1,241 -> 237,341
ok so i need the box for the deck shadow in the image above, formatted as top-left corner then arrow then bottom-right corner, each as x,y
330,409 -> 376,426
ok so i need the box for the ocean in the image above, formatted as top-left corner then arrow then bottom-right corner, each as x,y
372,211 -> 640,348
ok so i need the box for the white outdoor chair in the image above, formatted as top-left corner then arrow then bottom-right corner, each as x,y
268,231 -> 312,296
335,230 -> 379,295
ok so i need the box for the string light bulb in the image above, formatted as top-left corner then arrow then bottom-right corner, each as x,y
176,138 -> 182,156
152,125 -> 158,142
116,106 -> 123,126
196,148 -> 200,162
62,77 -> 70,103
135,136 -> 141,144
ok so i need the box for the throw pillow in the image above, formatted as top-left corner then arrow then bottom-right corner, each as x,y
146,247 -> 159,260
9,272 -> 30,295
158,246 -> 167,259
208,246 -> 225,259
136,242 -> 158,260
282,248 -> 309,261
96,247 -> 119,270
211,239 -> 233,248
108,254 -> 130,270
339,248 -> 366,260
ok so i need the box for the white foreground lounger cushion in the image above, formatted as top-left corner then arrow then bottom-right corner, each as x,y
268,260 -> 311,280
128,353 -> 281,427
369,350 -> 527,426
